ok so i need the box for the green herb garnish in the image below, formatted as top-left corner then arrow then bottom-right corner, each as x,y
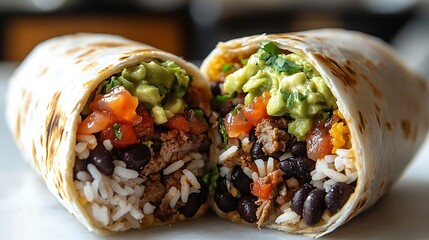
281,91 -> 306,106
219,119 -> 228,148
113,123 -> 122,140
202,167 -> 219,195
215,91 -> 238,103
231,105 -> 241,116
221,63 -> 233,73
259,41 -> 301,75
105,76 -> 121,92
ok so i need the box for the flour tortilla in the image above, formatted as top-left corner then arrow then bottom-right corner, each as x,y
5,33 -> 212,234
200,29 -> 429,237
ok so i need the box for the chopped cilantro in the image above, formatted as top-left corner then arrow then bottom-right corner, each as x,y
219,119 -> 228,149
259,41 -> 302,75
231,105 -> 241,116
215,91 -> 238,103
105,76 -> 121,92
260,41 -> 281,55
113,123 -> 122,140
221,63 -> 233,73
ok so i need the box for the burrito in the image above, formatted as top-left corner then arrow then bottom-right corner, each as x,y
6,33 -> 215,233
200,29 -> 429,237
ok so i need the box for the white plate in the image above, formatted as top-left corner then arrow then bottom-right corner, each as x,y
1,63 -> 428,239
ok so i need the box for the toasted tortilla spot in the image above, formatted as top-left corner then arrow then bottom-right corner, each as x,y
89,41 -> 132,48
385,122 -> 392,131
82,61 -> 98,72
368,81 -> 383,98
98,64 -> 114,76
357,110 -> 366,134
36,67 -> 48,78
401,119 -> 411,139
76,48 -> 97,61
119,55 -> 131,61
22,92 -> 32,116
15,110 -> 21,137
66,47 -> 82,55
376,114 -> 381,127
313,53 -> 357,88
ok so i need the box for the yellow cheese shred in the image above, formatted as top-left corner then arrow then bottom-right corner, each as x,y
329,110 -> 352,154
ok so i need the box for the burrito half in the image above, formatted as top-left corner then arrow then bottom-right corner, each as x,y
6,33 -> 215,233
200,29 -> 429,237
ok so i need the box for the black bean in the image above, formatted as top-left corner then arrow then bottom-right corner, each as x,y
215,192 -> 238,213
291,183 -> 313,215
279,156 -> 315,183
248,128 -> 257,142
238,195 -> 258,223
302,188 -> 326,226
120,144 -> 151,171
290,141 -> 307,157
73,157 -> 87,176
325,182 -> 354,212
215,176 -> 228,194
210,82 -> 222,96
179,192 -> 203,218
198,135 -> 210,153
251,141 -> 267,161
87,143 -> 114,176
231,166 -> 252,196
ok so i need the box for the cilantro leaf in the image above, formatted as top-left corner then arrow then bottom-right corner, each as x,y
219,119 -> 228,149
260,41 -> 281,54
221,63 -> 233,73
215,91 -> 238,103
113,123 -> 122,140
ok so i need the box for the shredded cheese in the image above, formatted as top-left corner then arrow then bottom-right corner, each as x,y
329,110 -> 352,154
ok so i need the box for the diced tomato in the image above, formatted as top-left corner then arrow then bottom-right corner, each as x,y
89,86 -> 142,125
242,92 -> 271,126
186,110 -> 209,135
77,111 -> 113,135
164,115 -> 190,132
251,182 -> 273,200
306,119 -> 333,160
224,105 -> 253,138
100,123 -> 138,148
134,110 -> 154,141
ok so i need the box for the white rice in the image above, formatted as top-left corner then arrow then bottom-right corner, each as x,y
254,159 -> 266,177
167,187 -> 181,208
267,157 -> 274,174
219,146 -> 238,163
163,160 -> 184,175
180,175 -> 190,203
109,179 -> 129,197
91,203 -> 109,226
129,207 -> 144,220
102,139 -> 113,151
87,164 -> 102,180
76,171 -> 92,182
114,166 -> 139,179
310,148 -> 357,191
219,166 -> 233,180
112,204 -> 132,221
252,172 -> 259,182
77,134 -> 97,150
243,167 -> 253,179
241,137 -> 252,153
275,207 -> 300,224
75,141 -> 88,154
279,152 -> 292,161
143,202 -> 156,215
83,182 -> 94,202
183,169 -> 200,189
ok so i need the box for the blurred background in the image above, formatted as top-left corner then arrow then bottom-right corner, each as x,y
0,0 -> 428,75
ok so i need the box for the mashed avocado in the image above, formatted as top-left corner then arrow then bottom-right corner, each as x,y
223,42 -> 337,140
105,60 -> 190,125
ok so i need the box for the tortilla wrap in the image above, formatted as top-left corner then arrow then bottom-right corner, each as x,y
200,29 -> 429,237
6,33 -> 213,233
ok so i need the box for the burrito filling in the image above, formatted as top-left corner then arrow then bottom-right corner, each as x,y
210,42 -> 357,228
73,60 -> 210,230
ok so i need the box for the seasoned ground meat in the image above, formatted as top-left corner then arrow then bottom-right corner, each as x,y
142,131 -> 204,176
222,148 -> 253,169
256,118 -> 292,156
162,170 -> 182,190
143,174 -> 166,204
255,199 -> 273,227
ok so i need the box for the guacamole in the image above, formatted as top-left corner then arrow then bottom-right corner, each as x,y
222,42 -> 337,140
104,60 -> 190,125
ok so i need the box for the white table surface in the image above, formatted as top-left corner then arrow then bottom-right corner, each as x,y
1,63 -> 428,240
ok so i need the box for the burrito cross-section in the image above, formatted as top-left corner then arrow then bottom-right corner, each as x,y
6,33 -> 215,233
200,29 -> 429,237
